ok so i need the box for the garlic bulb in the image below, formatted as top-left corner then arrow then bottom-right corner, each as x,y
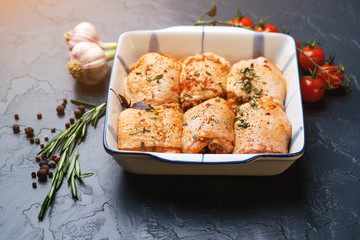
64,22 -> 117,50
66,42 -> 115,85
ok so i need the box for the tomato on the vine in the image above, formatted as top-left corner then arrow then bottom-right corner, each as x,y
316,64 -> 345,89
299,44 -> 325,72
255,23 -> 279,33
300,75 -> 326,103
229,16 -> 254,28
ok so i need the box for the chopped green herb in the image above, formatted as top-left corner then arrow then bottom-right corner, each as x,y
135,72 -> 142,75
200,84 -> 205,89
214,119 -> 219,124
183,92 -> 193,98
192,135 -> 198,140
142,127 -> 151,133
144,70 -> 147,75
146,77 -> 152,82
154,74 -> 163,80
141,142 -> 145,148
186,76 -> 190,80
129,129 -> 142,135
152,146 -> 156,151
205,71 -> 212,76
150,117 -> 157,121
141,118 -> 145,121
191,115 -> 198,120
224,121 -> 228,124
193,72 -> 200,76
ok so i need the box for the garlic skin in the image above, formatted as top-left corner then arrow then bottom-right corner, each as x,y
66,42 -> 114,85
64,22 -> 116,50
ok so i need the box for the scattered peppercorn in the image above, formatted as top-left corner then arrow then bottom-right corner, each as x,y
49,161 -> 56,168
48,171 -> 53,178
78,105 -> 85,114
12,124 -> 20,133
44,135 -> 49,141
69,117 -> 75,124
30,138 -> 35,144
74,109 -> 82,119
14,114 -> 19,120
25,127 -> 34,138
35,138 -> 40,144
40,142 -> 45,148
35,155 -> 41,161
31,172 -> 36,178
37,113 -> 42,119
56,105 -> 65,115
63,98 -> 68,105
39,160 -> 48,167
32,182 -> 37,188
41,165 -> 49,173
37,169 -> 47,182
65,122 -> 70,129
51,154 -> 57,160
51,128 -> 56,133
54,157 -> 60,163
42,155 -> 47,161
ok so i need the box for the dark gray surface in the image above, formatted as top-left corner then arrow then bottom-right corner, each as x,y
1,0 -> 360,239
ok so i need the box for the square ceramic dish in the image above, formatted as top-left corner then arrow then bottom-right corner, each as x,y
103,26 -> 305,176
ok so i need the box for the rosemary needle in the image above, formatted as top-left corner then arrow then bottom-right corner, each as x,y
37,101 -> 105,220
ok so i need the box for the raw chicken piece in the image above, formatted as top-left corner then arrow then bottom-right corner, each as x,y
226,57 -> 286,109
182,97 -> 235,154
180,52 -> 230,111
125,52 -> 182,106
233,97 -> 291,154
117,103 -> 183,153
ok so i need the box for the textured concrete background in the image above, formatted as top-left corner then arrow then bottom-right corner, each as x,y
1,0 -> 359,239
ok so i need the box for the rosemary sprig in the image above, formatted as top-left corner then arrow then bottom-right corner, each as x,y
37,101 -> 106,220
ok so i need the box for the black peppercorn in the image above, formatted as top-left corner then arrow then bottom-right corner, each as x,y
31,172 -> 36,178
37,169 -> 47,182
32,182 -> 37,188
14,114 -> 19,120
44,135 -> 49,141
35,155 -> 41,161
41,165 -> 49,173
56,105 -> 65,115
69,117 -> 75,124
12,124 -> 20,133
25,127 -> 34,138
35,138 -> 40,144
40,142 -> 45,148
48,171 -> 53,178
51,128 -> 56,133
74,109 -> 82,119
78,105 -> 86,114
49,161 -> 56,168
39,160 -> 48,167
63,98 -> 68,105
30,138 -> 35,144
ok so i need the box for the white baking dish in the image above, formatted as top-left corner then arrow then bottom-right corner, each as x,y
103,26 -> 305,175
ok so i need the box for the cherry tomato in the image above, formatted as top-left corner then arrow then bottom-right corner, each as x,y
316,64 -> 345,89
300,76 -> 326,103
299,45 -> 325,72
229,16 -> 254,28
255,23 -> 279,33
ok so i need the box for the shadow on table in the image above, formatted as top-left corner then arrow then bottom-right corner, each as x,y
117,156 -> 306,210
